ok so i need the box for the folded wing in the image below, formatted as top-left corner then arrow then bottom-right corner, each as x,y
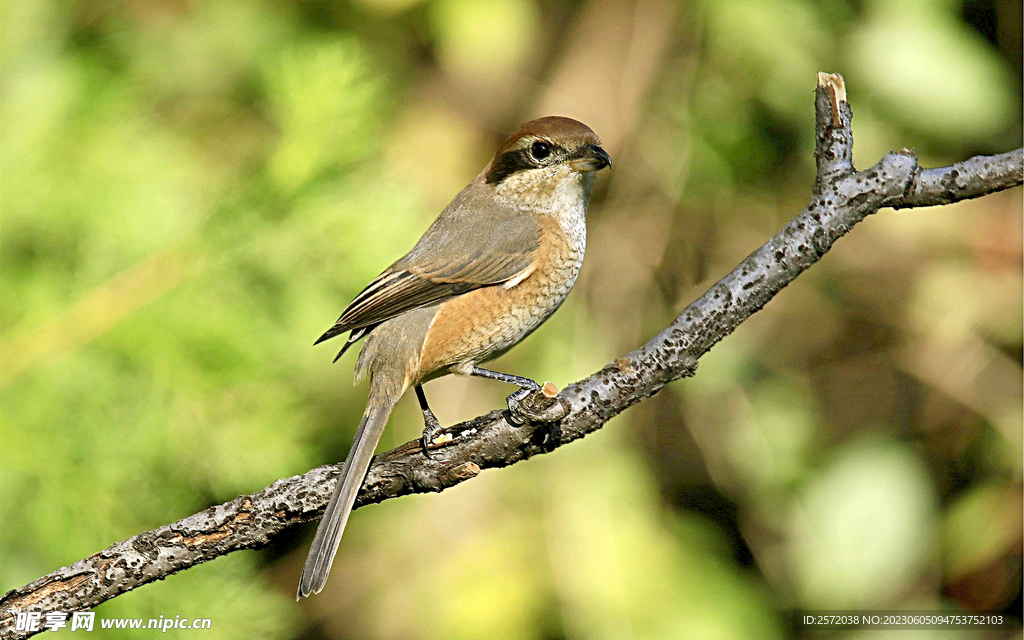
316,191 -> 539,348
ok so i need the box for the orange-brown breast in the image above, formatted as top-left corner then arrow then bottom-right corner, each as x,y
414,212 -> 584,381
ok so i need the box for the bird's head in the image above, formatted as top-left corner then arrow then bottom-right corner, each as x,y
484,116 -> 611,210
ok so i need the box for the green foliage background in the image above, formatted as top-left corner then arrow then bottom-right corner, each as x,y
2,0 -> 1021,638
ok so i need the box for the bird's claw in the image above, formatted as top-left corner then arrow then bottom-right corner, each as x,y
505,382 -> 568,445
420,410 -> 444,459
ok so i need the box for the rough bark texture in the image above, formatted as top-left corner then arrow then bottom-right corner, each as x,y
2,73 -> 1021,638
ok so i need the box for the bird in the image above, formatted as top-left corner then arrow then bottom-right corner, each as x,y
297,116 -> 611,598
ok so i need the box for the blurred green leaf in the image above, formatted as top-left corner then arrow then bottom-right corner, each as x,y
788,437 -> 938,609
849,1 -> 1018,144
264,37 -> 387,191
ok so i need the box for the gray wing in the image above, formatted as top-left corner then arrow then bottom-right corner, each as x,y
315,182 -> 539,346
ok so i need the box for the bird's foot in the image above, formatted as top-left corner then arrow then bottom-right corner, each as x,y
506,381 -> 569,444
420,408 -> 445,459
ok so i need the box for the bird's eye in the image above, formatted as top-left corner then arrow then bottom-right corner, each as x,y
530,141 -> 552,161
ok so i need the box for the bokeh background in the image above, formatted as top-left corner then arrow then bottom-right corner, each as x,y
2,0 -> 1022,638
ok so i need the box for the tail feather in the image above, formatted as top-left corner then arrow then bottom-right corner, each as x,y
297,396 -> 396,598
332,328 -> 367,363
313,322 -> 346,345
315,325 -> 376,363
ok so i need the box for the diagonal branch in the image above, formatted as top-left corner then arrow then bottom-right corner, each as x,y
2,72 -> 1021,638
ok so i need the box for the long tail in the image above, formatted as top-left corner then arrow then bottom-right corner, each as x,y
297,390 -> 397,598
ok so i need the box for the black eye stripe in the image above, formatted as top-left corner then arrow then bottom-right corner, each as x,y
486,142 -> 565,184
486,149 -> 533,184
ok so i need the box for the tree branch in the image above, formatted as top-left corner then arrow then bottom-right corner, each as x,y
2,72 -> 1021,638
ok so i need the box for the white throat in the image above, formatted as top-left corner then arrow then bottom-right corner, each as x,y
493,165 -> 594,215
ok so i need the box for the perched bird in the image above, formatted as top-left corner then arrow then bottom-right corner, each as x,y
298,116 -> 610,598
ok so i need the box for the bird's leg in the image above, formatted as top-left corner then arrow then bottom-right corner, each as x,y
467,367 -> 539,399
468,367 -> 568,433
415,385 -> 443,458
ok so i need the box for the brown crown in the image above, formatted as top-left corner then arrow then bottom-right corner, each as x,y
493,116 -> 600,157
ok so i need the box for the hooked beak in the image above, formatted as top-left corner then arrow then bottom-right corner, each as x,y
569,143 -> 612,172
